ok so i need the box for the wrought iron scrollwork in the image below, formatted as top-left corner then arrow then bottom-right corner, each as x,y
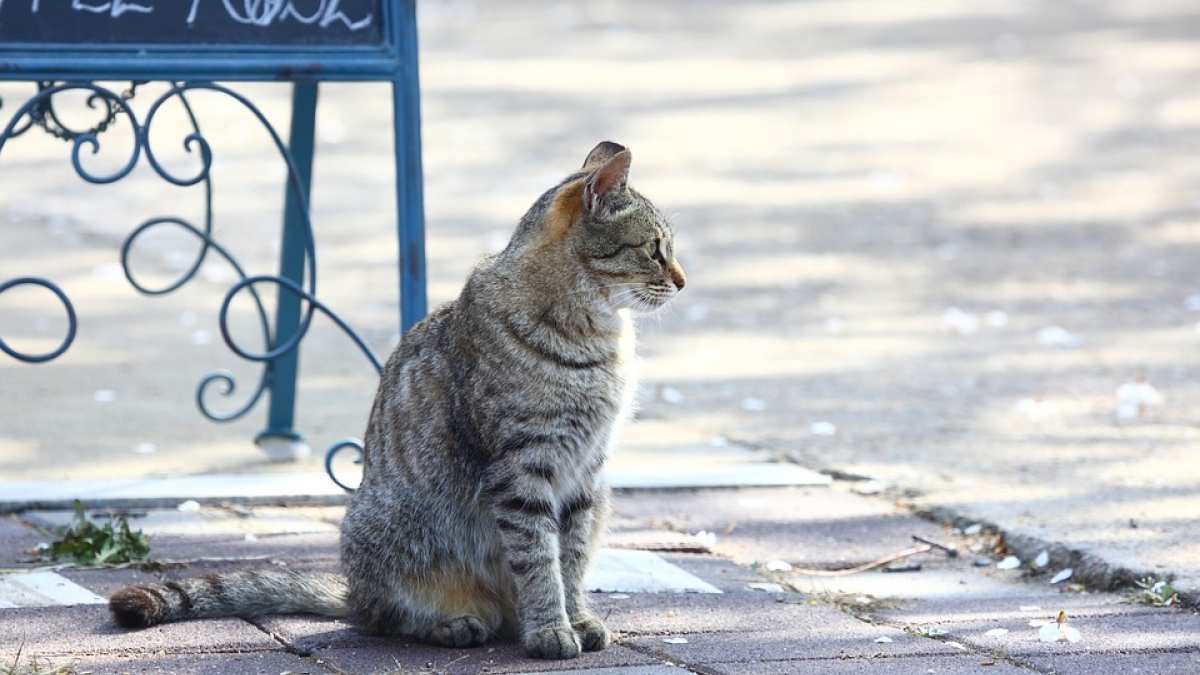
0,277 -> 78,363
1,80 -> 382,491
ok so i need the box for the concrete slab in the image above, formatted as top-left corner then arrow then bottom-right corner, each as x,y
0,474 -> 350,512
0,461 -> 829,513
24,505 -> 339,536
0,604 -> 279,659
0,570 -> 106,608
587,549 -> 722,594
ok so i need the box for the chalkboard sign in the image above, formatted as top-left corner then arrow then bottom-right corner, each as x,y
0,0 -> 382,47
0,0 -> 406,81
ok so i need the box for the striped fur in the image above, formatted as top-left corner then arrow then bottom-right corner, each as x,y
109,142 -> 685,660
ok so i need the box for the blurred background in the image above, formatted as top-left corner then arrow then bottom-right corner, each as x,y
1,0 -> 1199,582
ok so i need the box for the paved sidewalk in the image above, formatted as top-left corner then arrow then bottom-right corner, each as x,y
1,486 -> 1195,675
4,0 -> 1200,669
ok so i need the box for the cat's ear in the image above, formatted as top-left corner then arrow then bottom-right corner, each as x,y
581,141 -> 627,170
583,148 -> 631,214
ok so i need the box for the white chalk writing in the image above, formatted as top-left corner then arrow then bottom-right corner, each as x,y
71,0 -> 153,18
189,0 -> 372,30
0,0 -> 374,32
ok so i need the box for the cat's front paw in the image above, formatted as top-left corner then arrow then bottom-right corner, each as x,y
572,615 -> 611,651
524,624 -> 582,659
428,614 -> 490,648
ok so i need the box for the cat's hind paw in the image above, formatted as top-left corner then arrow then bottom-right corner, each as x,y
524,624 -> 582,659
429,614 -> 491,648
573,615 -> 611,651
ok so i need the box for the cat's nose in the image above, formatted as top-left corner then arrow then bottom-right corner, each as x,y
670,263 -> 686,291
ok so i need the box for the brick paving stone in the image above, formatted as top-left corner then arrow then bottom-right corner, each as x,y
1020,652 -> 1200,674
870,586 -> 1163,626
0,604 -> 279,659
31,651 -> 334,675
508,667 -> 681,675
930,609 -> 1200,658
612,488 -> 949,568
58,566 -> 162,598
143,531 -> 339,562
313,643 -> 661,675
0,515 -> 45,568
593,588 -> 836,637
624,622 -> 960,667
698,654 -> 1033,675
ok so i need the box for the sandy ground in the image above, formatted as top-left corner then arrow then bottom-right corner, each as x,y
2,0 -> 1200,599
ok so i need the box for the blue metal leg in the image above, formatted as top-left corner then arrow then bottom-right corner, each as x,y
394,0 -> 427,333
255,82 -> 318,461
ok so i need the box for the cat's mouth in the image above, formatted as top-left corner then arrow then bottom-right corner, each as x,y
625,283 -> 679,312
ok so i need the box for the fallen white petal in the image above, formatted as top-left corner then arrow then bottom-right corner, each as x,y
1034,550 -> 1050,568
996,555 -> 1022,570
177,500 -> 202,513
1051,569 -> 1073,584
663,637 -> 689,644
874,636 -> 893,643
1016,398 -> 1058,421
942,307 -> 979,334
963,523 -> 983,535
810,421 -> 837,436
1061,625 -> 1082,643
747,583 -> 785,593
766,560 -> 793,572
945,641 -> 967,651
1037,326 -> 1082,348
1116,381 -> 1163,407
856,480 -> 887,495
1038,623 -> 1062,642
984,628 -> 1009,637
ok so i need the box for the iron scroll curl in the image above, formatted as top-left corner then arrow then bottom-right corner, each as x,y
1,80 -> 383,491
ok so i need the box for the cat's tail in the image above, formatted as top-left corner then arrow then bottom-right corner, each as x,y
109,569 -> 349,628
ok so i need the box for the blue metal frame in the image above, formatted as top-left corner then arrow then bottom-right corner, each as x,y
0,0 -> 424,488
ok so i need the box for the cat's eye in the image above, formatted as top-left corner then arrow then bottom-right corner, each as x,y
645,238 -> 664,262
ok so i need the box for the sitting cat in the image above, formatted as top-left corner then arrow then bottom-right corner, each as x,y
109,141 -> 686,659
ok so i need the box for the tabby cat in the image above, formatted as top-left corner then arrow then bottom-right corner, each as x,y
109,141 -> 686,659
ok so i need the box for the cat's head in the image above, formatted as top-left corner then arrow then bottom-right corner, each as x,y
515,141 -> 686,313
